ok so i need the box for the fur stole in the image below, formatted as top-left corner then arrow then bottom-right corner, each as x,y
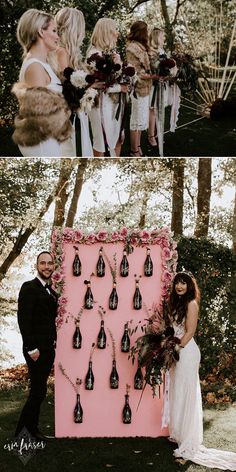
12,82 -> 73,147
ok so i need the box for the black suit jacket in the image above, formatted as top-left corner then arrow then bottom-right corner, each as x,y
17,277 -> 58,351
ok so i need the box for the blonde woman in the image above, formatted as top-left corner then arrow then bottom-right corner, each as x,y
86,18 -> 128,157
54,7 -> 93,157
12,9 -> 72,157
126,21 -> 152,157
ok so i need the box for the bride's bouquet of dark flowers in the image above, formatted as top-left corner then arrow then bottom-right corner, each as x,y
150,52 -> 177,81
62,67 -> 98,112
86,51 -> 136,90
130,301 -> 180,402
172,52 -> 199,92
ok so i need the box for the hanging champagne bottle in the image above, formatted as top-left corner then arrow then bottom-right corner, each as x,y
85,361 -> 94,390
73,247 -> 81,276
144,247 -> 153,277
133,279 -> 142,310
74,393 -> 83,423
122,394 -> 132,424
109,282 -> 118,310
121,323 -> 130,352
97,320 -> 106,349
73,321 -> 82,349
134,366 -> 144,390
120,249 -> 129,277
84,281 -> 93,309
96,248 -> 105,277
110,360 -> 119,389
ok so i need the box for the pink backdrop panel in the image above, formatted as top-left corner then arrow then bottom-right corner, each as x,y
55,240 -> 169,438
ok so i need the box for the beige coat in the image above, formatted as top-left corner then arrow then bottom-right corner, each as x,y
126,41 -> 152,97
12,83 -> 72,147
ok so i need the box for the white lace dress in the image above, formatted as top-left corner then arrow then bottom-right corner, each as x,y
162,320 -> 236,470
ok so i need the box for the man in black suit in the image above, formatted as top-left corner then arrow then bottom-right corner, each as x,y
15,251 -> 58,440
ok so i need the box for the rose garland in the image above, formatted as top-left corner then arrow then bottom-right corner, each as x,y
51,227 -> 178,329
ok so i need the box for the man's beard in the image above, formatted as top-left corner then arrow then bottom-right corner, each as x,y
37,269 -> 52,281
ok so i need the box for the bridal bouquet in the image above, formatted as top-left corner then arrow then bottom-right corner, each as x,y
62,67 -> 98,112
150,52 -> 177,80
86,51 -> 136,90
130,302 -> 180,400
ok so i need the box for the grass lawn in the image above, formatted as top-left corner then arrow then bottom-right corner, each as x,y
1,105 -> 235,157
0,388 -> 235,472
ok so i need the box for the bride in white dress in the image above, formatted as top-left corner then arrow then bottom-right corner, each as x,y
13,9 -> 72,157
162,271 -> 236,471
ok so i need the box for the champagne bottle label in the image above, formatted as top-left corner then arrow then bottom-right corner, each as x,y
85,285 -> 93,309
74,394 -> 83,423
144,255 -> 153,276
73,253 -> 81,276
96,251 -> 105,277
133,286 -> 142,310
109,286 -> 118,310
120,252 -> 129,277
121,324 -> 130,352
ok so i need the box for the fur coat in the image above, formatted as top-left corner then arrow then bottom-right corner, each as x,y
126,41 -> 152,97
12,83 -> 73,147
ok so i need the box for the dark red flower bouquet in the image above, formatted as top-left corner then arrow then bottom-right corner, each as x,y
86,52 -> 136,90
62,67 -> 98,112
130,302 -> 180,402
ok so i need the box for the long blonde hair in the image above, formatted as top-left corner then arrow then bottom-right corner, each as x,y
55,7 -> 85,70
87,18 -> 118,56
17,8 -> 53,58
149,28 -> 164,51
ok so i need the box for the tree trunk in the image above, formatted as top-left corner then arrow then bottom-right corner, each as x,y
66,159 -> 88,227
0,175 -> 69,282
194,158 -> 212,238
171,158 -> 185,236
139,191 -> 149,229
53,159 -> 73,228
232,181 -> 236,255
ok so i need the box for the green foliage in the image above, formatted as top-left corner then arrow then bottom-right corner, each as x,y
177,236 -> 235,380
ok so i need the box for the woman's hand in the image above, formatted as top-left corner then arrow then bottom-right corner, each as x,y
120,84 -> 129,93
140,72 -> 152,80
91,82 -> 106,90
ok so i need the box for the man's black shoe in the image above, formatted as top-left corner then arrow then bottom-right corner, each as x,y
33,431 -> 54,441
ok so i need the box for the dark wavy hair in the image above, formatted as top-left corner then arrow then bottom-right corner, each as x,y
168,272 -> 200,324
127,21 -> 149,51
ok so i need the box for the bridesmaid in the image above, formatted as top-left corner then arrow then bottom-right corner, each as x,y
86,18 -> 128,157
12,9 -> 72,157
148,28 -> 166,147
126,21 -> 152,157
54,7 -> 93,157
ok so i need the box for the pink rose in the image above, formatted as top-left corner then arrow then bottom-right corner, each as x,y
62,228 -> 75,242
74,230 -> 83,242
160,226 -> 171,235
162,270 -> 172,283
58,306 -> 66,316
96,230 -> 107,241
162,247 -> 172,260
86,233 -> 96,243
112,231 -> 120,241
52,271 -> 63,283
58,296 -> 67,306
51,230 -> 60,242
120,227 -> 128,238
140,230 -> 150,241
